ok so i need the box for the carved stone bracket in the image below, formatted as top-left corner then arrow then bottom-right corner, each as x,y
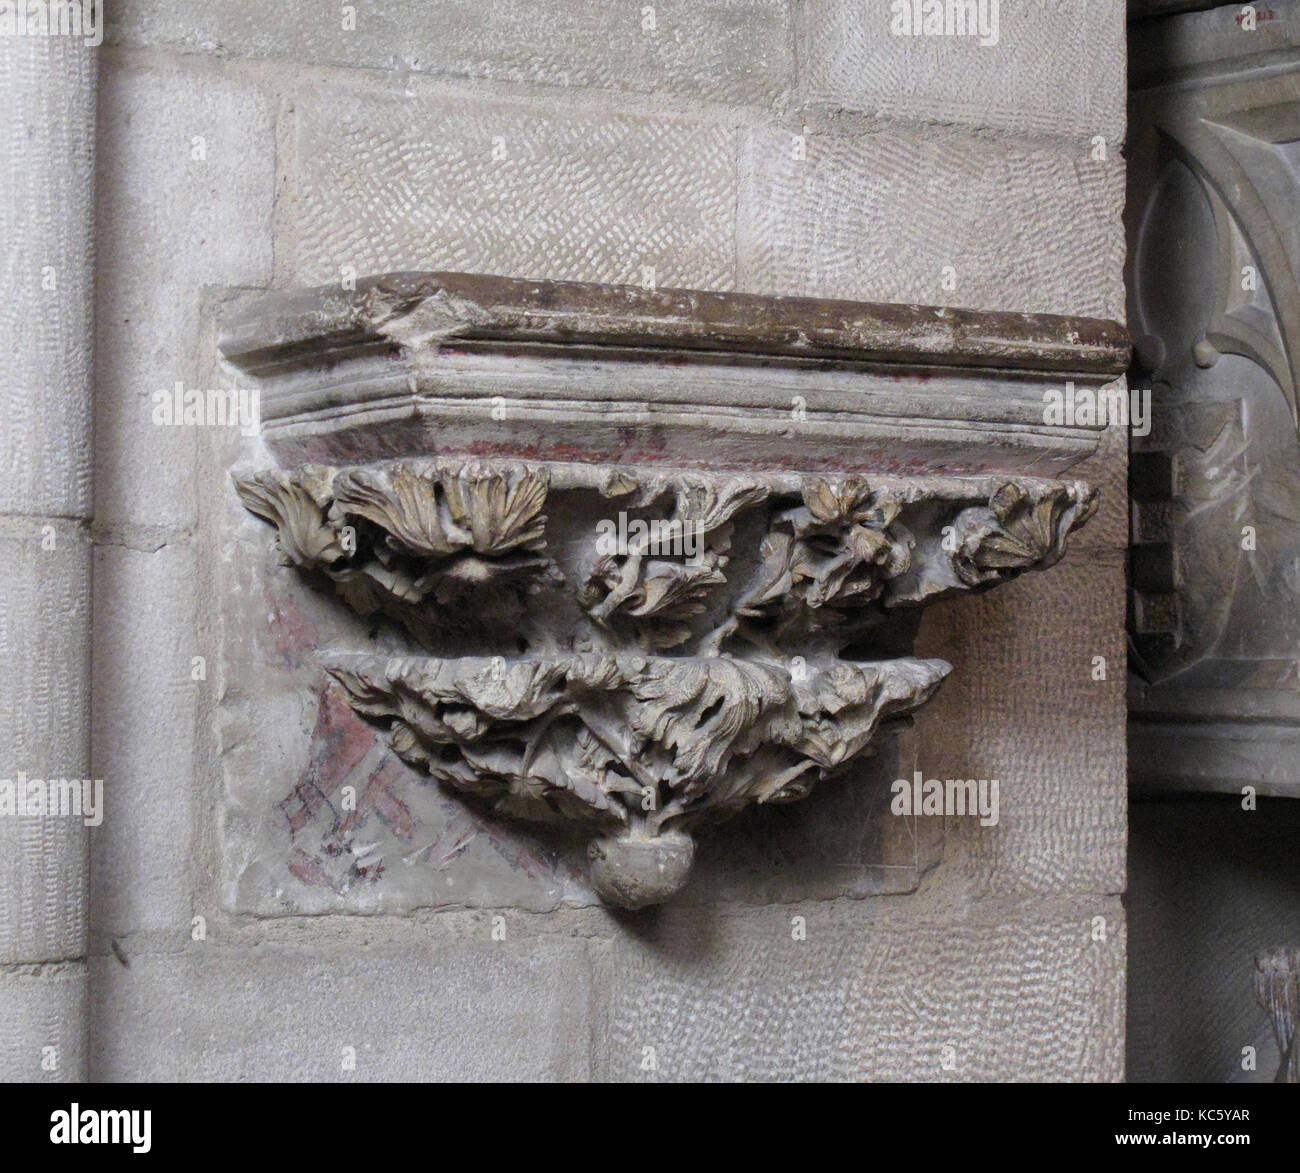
233,455 -> 1095,906
220,272 -> 1121,907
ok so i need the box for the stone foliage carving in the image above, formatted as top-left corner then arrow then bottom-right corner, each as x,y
1255,948 -> 1299,1084
326,654 -> 947,908
237,461 -> 560,649
950,481 -> 1097,588
235,457 -> 1095,906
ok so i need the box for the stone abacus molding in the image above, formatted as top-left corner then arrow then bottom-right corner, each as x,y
220,273 -> 1128,908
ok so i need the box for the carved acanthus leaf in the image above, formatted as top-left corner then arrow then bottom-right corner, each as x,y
739,478 -> 912,635
785,659 -> 948,772
235,465 -> 346,567
330,460 -> 549,557
326,653 -> 949,837
578,475 -> 766,648
951,481 -> 1097,587
628,657 -> 789,788
234,459 -> 558,649
441,460 -> 549,554
675,475 -> 771,532
331,463 -> 461,557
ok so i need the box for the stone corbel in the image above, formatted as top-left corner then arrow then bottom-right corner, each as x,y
220,273 -> 1127,908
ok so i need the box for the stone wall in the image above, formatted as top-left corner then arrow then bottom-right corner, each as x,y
82,1 -> 1129,1081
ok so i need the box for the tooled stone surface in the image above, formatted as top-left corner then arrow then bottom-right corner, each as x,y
234,456 -> 1096,906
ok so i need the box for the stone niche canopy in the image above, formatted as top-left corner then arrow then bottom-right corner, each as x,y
220,273 -> 1128,909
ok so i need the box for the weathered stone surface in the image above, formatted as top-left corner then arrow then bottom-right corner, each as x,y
90,541 -> 198,939
799,0 -> 1125,141
218,276 -> 1125,481
89,939 -> 591,1081
0,523 -> 91,965
1064,418 -> 1131,553
738,124 -> 1126,319
678,733 -> 945,905
0,964 -> 88,1083
294,83 -> 736,290
592,896 -> 1125,1080
212,508 -> 980,915
0,36 -> 96,1086
216,528 -> 940,914
220,270 -> 1130,378
211,272 -> 1120,912
590,830 -> 696,910
109,0 -> 793,106
94,64 -> 274,530
218,495 -> 589,917
915,552 -> 1126,898
0,37 -> 95,519
1130,0 -> 1300,85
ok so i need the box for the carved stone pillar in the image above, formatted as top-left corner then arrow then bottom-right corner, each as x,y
1127,11 -> 1300,795
0,31 -> 97,1079
1126,3 -> 1300,1083
216,273 -> 1127,909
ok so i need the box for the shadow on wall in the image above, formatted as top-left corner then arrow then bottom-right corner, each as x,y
1127,796 -> 1300,1082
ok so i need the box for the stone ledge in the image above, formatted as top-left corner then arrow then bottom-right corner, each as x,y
220,270 -> 1131,380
